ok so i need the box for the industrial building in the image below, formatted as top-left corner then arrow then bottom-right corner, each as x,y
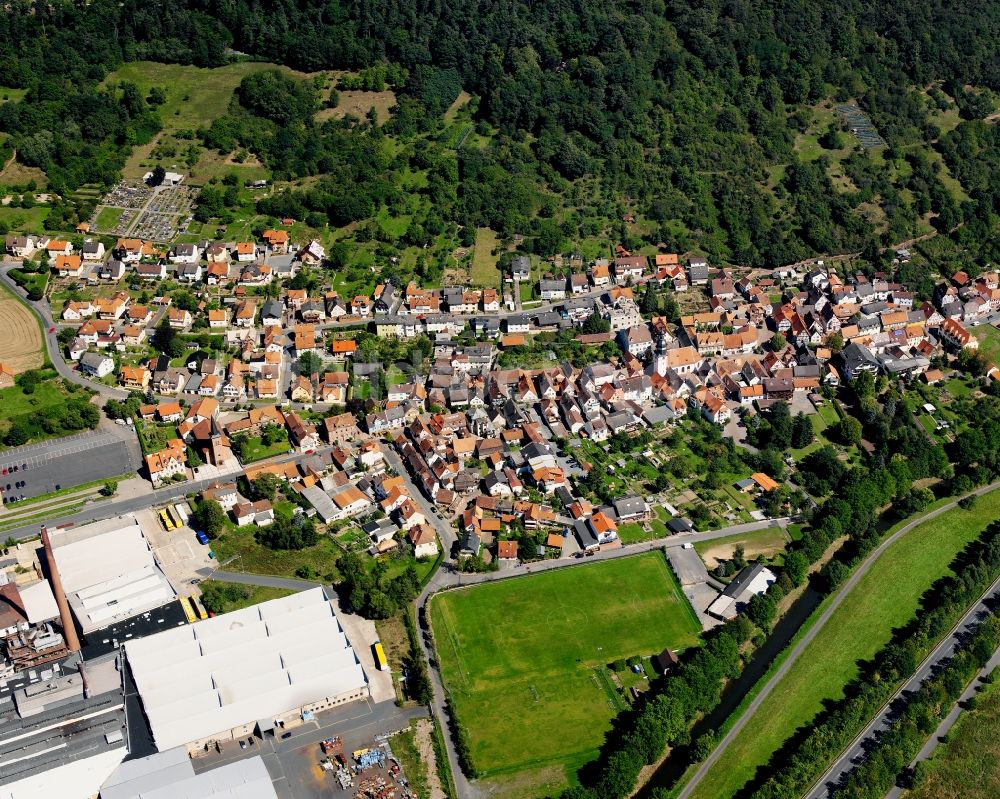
707,563 -> 777,620
124,586 -> 370,752
48,516 -> 177,636
100,748 -> 278,799
0,657 -> 128,799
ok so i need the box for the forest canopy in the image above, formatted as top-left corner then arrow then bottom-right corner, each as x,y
1,0 -> 999,266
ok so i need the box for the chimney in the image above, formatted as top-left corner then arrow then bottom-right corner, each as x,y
40,525 -> 81,653
78,660 -> 90,699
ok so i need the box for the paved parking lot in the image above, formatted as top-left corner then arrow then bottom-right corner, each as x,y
667,545 -> 711,585
138,506 -> 216,594
0,430 -> 139,502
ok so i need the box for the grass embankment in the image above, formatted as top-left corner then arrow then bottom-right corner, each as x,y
688,488 -> 1000,799
431,553 -> 700,797
391,724 -> 434,799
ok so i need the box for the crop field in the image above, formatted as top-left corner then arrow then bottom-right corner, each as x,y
0,284 -> 43,372
431,553 -> 700,794
689,488 -> 1000,799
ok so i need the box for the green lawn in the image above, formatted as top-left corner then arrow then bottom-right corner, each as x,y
908,675 -> 1000,799
973,323 -> 1000,365
94,206 -> 124,230
689,488 -> 1000,799
944,376 -> 977,398
239,431 -> 290,463
617,521 -> 653,544
431,553 -> 700,794
471,227 -> 501,288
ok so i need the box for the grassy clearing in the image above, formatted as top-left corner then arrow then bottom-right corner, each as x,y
0,161 -> 47,189
197,579 -> 294,613
471,227 -> 501,288
694,527 -> 790,569
431,553 -> 700,794
102,61 -> 311,180
0,205 -> 50,234
318,89 -> 397,123
210,524 -> 342,580
0,375 -> 77,443
908,674 -> 1000,799
103,61 -> 308,133
689,488 -> 1000,799
0,87 -> 27,105
94,206 -> 124,230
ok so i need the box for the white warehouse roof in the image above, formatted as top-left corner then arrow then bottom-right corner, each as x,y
49,516 -> 177,634
124,587 -> 368,751
101,749 -> 276,799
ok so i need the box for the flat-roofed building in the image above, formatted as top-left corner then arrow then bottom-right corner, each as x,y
124,587 -> 369,753
100,749 -> 277,799
49,515 -> 177,635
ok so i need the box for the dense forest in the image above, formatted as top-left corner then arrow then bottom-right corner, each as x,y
1,0 -> 999,267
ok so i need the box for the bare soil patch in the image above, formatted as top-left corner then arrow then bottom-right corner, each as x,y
413,719 -> 446,799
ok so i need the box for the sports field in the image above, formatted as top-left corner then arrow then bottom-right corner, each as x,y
689,487 -> 1000,799
431,553 -> 700,790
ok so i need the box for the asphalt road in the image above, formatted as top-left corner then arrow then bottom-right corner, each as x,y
381,443 -> 459,555
0,263 -> 129,401
884,644 -> 1000,799
5,446 -> 331,542
676,480 -> 1000,799
809,575 -> 1000,798
206,570 -> 319,592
